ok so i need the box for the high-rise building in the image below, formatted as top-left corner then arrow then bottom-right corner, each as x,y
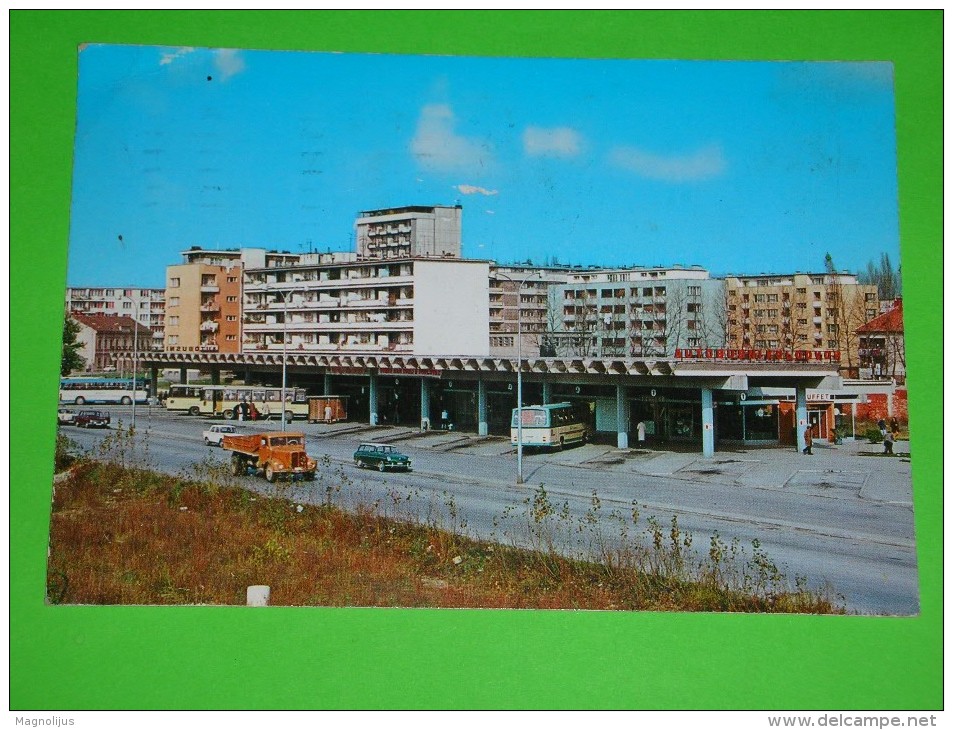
164,248 -> 301,354
724,273 -> 878,375
355,205 -> 463,259
242,254 -> 490,357
547,266 -> 725,358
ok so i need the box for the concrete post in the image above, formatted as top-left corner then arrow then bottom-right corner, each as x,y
368,374 -> 379,426
701,388 -> 715,458
795,385 -> 808,453
420,378 -> 431,430
178,368 -> 187,385
477,380 -> 488,436
616,384 -> 629,449
542,381 -> 552,405
246,585 -> 270,606
211,370 -> 221,385
323,373 -> 332,396
150,366 -> 159,398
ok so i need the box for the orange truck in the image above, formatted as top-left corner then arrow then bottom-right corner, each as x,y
222,432 -> 317,483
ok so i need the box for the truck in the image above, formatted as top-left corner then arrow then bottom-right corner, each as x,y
222,431 -> 317,483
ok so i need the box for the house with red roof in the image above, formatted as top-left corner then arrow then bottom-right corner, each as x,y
70,313 -> 154,374
856,298 -> 905,384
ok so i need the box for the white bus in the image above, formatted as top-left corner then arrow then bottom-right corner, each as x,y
198,385 -> 310,421
59,376 -> 149,406
511,402 -> 592,450
164,385 -> 206,415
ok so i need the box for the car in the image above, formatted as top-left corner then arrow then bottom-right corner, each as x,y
57,408 -> 75,425
353,443 -> 412,472
203,423 -> 238,447
74,410 -> 111,428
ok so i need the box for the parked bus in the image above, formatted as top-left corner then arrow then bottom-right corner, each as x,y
59,376 -> 149,406
197,385 -> 310,421
511,401 -> 592,449
164,385 -> 206,415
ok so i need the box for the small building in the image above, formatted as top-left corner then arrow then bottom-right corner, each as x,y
70,313 -> 154,374
856,298 -> 905,384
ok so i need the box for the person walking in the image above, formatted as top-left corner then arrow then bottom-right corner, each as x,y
802,424 -> 814,455
883,423 -> 895,455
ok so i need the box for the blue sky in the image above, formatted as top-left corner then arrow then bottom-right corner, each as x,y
67,45 -> 900,288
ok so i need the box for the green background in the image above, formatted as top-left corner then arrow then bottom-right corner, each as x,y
11,11 -> 942,709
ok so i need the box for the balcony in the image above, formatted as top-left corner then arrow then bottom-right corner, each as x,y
200,285 -> 220,294
200,321 -> 219,332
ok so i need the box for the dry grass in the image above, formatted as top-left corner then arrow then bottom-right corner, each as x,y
47,460 -> 844,613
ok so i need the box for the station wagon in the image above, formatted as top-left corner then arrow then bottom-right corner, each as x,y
203,424 -> 238,447
353,443 -> 412,472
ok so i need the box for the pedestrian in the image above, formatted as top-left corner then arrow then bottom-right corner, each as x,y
883,424 -> 895,455
636,420 -> 646,445
878,418 -> 888,440
249,402 -> 259,421
802,424 -> 814,455
441,408 -> 449,430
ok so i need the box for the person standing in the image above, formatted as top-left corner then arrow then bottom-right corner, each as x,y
636,420 -> 646,445
802,424 -> 814,455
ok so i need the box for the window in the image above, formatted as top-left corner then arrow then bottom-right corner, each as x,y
168,335 -> 178,345
865,293 -> 876,302
226,315 -> 238,322
767,309 -> 778,318
168,297 -> 180,306
688,286 -> 701,296
796,302 -> 806,310
226,296 -> 238,302
796,287 -> 807,294
169,278 -> 180,287
797,318 -> 808,325
169,316 -> 179,325
767,294 -> 778,302
226,335 -> 237,341
122,301 -> 132,309
227,276 -> 238,283
754,294 -> 766,303
827,340 -> 838,349
687,303 -> 699,313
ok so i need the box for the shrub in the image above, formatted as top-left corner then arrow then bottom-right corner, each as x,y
864,427 -> 884,444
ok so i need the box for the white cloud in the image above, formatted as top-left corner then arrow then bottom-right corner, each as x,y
608,144 -> 726,182
456,184 -> 498,196
523,126 -> 583,157
159,47 -> 194,66
214,49 -> 245,80
411,104 -> 489,171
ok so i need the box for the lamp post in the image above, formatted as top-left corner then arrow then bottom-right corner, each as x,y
266,286 -> 297,432
120,296 -> 140,430
495,270 -> 542,485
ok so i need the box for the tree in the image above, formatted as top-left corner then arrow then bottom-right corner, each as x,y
62,316 -> 86,375
859,252 -> 902,300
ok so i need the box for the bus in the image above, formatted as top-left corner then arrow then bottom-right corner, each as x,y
164,385 -> 206,415
197,385 -> 310,421
59,376 -> 149,406
511,402 -> 592,450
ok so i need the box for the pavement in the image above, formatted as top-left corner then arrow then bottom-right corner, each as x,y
300,419 -> 914,507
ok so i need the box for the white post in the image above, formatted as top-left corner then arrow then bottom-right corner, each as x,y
246,585 -> 271,607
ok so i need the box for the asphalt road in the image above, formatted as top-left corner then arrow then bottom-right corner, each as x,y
56,403 -> 920,615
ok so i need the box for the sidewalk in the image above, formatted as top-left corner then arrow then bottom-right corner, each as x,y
264,419 -> 915,506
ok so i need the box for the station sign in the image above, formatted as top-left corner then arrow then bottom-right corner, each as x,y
674,348 -> 841,362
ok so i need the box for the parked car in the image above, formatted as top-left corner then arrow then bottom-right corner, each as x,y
203,424 -> 238,447
353,443 -> 412,472
57,408 -> 75,425
74,410 -> 111,428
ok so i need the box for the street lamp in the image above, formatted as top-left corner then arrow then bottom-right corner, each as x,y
120,296 -> 140,430
265,286 -> 299,432
495,270 -> 542,485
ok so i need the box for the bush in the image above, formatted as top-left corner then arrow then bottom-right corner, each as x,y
864,427 -> 884,444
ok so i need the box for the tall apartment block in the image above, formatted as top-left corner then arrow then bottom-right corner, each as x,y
66,287 -> 166,348
488,265 -> 572,357
164,247 -> 301,354
724,273 -> 878,375
547,266 -> 726,358
242,254 -> 490,357
355,205 -> 463,259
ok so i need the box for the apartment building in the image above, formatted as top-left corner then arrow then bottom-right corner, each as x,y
66,287 -> 166,348
724,273 -> 878,375
164,247 -> 302,354
546,266 -> 725,358
487,265 -> 575,357
70,313 -> 154,373
242,254 -> 490,357
354,205 -> 463,259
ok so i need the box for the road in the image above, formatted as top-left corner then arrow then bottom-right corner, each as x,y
57,403 -> 920,615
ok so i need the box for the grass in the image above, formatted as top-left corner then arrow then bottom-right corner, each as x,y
47,452 -> 845,613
